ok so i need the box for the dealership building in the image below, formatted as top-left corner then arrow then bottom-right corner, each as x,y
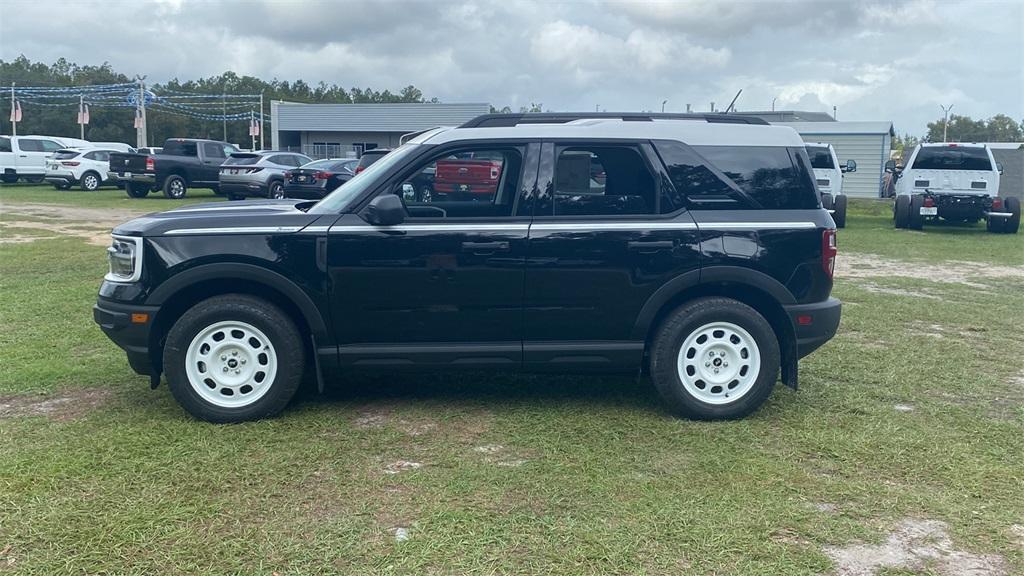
270,102 -> 491,158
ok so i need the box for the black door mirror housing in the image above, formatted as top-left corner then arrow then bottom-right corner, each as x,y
366,194 -> 405,226
884,159 -> 896,173
843,159 -> 857,173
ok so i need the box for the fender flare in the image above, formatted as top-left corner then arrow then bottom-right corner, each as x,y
630,266 -> 795,340
146,262 -> 329,341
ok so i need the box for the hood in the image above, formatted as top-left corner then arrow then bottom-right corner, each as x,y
113,199 -> 323,237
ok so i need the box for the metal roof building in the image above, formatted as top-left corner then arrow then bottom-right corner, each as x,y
270,102 -> 491,158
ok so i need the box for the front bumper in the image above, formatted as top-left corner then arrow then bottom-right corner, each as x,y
94,298 -> 160,376
784,297 -> 841,358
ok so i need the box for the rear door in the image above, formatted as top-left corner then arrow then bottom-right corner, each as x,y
521,141 -> 701,371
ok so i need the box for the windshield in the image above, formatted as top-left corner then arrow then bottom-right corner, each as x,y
805,146 -> 834,169
912,146 -> 992,171
309,145 -> 420,213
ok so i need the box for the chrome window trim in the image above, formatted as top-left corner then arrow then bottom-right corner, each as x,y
163,226 -> 304,235
323,221 -> 817,234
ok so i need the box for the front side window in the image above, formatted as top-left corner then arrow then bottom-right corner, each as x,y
397,147 -> 523,219
805,146 -> 835,169
310,143 -> 421,214
912,146 -> 992,171
692,146 -> 818,210
546,146 -> 656,216
203,142 -> 227,160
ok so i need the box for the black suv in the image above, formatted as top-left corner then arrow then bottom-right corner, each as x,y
94,113 -> 841,423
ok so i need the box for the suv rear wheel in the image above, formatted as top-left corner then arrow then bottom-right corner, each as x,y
80,171 -> 101,191
650,297 -> 780,420
268,180 -> 285,199
163,294 -> 305,423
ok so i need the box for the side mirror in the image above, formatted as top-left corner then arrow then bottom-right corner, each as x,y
997,162 -> 1003,175
843,159 -> 857,173
884,159 -> 896,173
366,194 -> 405,226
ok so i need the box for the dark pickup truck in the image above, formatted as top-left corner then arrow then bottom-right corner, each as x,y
109,138 -> 238,199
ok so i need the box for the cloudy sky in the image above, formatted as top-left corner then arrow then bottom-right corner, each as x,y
2,0 -> 1022,135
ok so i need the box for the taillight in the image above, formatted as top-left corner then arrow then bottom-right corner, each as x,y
283,171 -> 291,180
61,161 -> 80,166
355,165 -> 365,174
314,171 -> 333,179
923,197 -> 935,208
145,156 -> 155,172
822,229 -> 837,279
993,198 -> 1003,210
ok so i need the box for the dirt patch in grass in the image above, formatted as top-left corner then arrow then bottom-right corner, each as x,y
0,202 -> 147,246
824,518 -> 1008,575
837,252 -> 1024,288
472,443 -> 530,467
0,388 -> 112,421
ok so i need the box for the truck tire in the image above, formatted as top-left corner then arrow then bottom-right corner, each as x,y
1004,197 -> 1021,234
821,193 -> 834,210
163,294 -> 305,423
649,297 -> 779,421
894,195 -> 910,229
908,194 -> 925,230
1,174 -> 18,184
163,175 -> 187,199
126,183 -> 151,198
80,171 -> 102,191
833,194 -> 848,228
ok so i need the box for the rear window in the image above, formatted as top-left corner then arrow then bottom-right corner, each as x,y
805,146 -> 835,169
912,146 -> 992,171
224,154 -> 260,166
358,150 -> 389,168
690,145 -> 818,210
162,141 -> 198,157
54,150 -> 81,160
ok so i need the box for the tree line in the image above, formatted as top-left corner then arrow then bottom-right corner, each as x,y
0,55 -> 431,147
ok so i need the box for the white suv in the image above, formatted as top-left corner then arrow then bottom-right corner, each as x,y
805,142 -> 856,228
45,148 -> 128,191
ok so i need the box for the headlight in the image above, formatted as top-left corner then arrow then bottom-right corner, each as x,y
105,235 -> 143,283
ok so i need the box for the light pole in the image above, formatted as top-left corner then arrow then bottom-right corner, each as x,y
771,97 -> 777,112
940,104 -> 954,141
661,99 -> 667,113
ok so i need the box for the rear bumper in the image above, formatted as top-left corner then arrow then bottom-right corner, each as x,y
94,298 -> 160,376
784,297 -> 841,358
283,183 -> 328,199
44,174 -> 77,185
220,180 -> 269,197
112,172 -> 156,184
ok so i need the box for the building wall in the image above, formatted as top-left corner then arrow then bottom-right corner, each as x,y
991,148 -> 1023,200
797,133 -> 891,198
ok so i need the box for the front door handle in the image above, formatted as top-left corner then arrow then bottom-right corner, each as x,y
461,241 -> 510,254
627,240 -> 675,253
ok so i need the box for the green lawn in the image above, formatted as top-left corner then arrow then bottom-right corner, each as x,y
0,198 -> 1022,575
0,182 -> 226,210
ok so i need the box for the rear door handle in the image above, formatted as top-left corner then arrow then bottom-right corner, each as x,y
461,241 -> 510,254
628,240 -> 675,253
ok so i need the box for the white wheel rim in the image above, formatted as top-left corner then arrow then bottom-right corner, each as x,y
676,321 -> 761,405
85,175 -> 97,188
184,320 -> 277,408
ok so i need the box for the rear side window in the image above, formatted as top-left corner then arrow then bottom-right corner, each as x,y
912,146 -> 992,171
692,146 -> 818,210
0,137 -> 10,152
805,146 -> 835,169
163,141 -> 198,156
549,146 -> 656,216
654,140 -> 740,209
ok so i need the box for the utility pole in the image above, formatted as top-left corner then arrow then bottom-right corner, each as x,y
135,76 -> 148,149
9,83 -> 15,137
661,99 -> 667,113
250,109 -> 256,152
833,105 -> 837,121
771,97 -> 777,112
940,104 -> 954,141
685,103 -> 691,113
79,93 -> 85,140
222,90 -> 227,142
259,91 -> 265,150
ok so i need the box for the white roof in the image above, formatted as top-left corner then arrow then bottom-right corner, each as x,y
416,119 -> 806,147
774,121 -> 895,136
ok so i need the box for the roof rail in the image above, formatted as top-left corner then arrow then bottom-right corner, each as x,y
459,112 -> 769,128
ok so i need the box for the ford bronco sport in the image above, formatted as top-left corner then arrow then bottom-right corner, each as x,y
94,113 -> 842,423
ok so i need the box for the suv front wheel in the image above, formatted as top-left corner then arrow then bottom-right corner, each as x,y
650,297 -> 780,420
163,294 -> 305,423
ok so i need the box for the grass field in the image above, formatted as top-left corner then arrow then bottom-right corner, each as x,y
1,186 -> 1022,575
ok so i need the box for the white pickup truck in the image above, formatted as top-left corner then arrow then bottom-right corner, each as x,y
805,142 -> 856,228
0,135 -> 90,183
889,143 -> 1019,234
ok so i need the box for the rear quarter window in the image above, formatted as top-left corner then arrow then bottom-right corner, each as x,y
692,145 -> 819,210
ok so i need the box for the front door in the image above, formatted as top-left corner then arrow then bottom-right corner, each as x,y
521,141 -> 702,370
327,142 -> 539,368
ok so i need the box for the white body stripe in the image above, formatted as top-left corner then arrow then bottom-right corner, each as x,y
164,226 -> 304,235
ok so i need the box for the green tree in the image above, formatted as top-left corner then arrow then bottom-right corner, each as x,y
925,113 -> 1022,143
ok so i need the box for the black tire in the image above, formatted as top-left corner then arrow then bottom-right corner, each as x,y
820,193 -> 834,210
163,175 -> 187,199
1003,197 -> 1021,234
649,297 -> 780,421
894,195 -> 910,228
126,183 -> 151,198
163,294 -> 305,423
268,180 -> 285,199
833,194 -> 848,228
52,183 -> 70,191
228,194 -> 245,201
986,216 -> 1005,233
80,171 -> 102,191
908,194 -> 925,230
0,174 -> 17,184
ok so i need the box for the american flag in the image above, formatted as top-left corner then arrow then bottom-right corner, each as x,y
9,100 -> 21,123
133,108 -> 142,129
77,103 -> 90,125
249,116 -> 260,137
